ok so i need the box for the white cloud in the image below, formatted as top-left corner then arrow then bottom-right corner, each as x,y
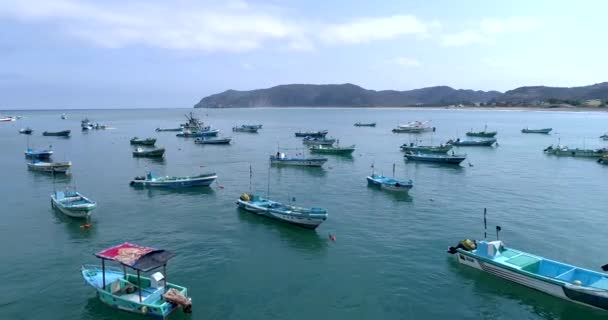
391,57 -> 422,68
442,16 -> 537,47
320,15 -> 439,45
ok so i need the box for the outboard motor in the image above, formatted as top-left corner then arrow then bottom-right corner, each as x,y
447,239 -> 477,254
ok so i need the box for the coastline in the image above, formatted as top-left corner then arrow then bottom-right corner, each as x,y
195,105 -> 608,112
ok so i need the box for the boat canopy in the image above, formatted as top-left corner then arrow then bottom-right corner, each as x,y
95,243 -> 174,272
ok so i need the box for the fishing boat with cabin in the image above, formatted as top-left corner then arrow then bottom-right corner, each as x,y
133,147 -> 165,158
448,138 -> 496,147
600,134 -> 608,141
43,129 -> 71,137
28,160 -> 72,173
194,137 -> 232,144
130,171 -> 217,188
25,147 -> 53,159
294,130 -> 328,138
392,121 -> 434,133
51,189 -> 96,218
404,152 -> 466,164
522,128 -> 552,134
466,125 -> 497,137
270,152 -> 328,167
400,143 -> 451,154
237,193 -> 328,229
81,118 -> 94,130
448,209 -> 608,312
130,137 -> 156,146
544,145 -> 608,157
81,243 -> 192,318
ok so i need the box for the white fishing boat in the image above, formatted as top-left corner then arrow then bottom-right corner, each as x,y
392,121 -> 435,133
28,160 -> 72,173
51,189 -> 97,218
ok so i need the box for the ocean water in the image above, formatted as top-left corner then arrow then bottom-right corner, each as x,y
1,107 -> 608,320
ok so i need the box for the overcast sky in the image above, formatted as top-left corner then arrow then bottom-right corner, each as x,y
1,0 -> 607,109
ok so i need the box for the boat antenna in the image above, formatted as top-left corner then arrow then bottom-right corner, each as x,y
266,162 -> 271,198
371,161 -> 375,175
392,163 -> 396,178
483,208 -> 487,239
496,225 -> 502,240
249,164 -> 252,193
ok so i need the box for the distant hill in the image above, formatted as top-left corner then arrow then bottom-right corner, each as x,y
193,82 -> 608,108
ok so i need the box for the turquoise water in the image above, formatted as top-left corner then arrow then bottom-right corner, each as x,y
1,108 -> 608,320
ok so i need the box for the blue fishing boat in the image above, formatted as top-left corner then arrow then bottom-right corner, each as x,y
448,214 -> 608,311
24,147 -> 53,159
51,189 -> 96,218
82,243 -> 192,318
400,143 -> 452,154
522,128 -> 552,134
449,138 -> 496,146
302,137 -> 336,146
404,152 -> 466,164
366,174 -> 413,192
130,172 -> 217,188
236,193 -> 328,229
194,137 -> 232,144
43,129 -> 71,137
270,152 -> 327,167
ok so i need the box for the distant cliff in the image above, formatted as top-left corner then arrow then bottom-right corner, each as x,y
194,82 -> 608,108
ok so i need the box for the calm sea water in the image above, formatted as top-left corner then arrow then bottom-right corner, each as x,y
1,108 -> 608,320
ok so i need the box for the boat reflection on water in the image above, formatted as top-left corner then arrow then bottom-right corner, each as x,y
272,165 -> 327,178
405,160 -> 467,171
236,207 -> 328,253
446,259 -> 607,320
366,183 -> 413,202
137,185 -> 216,199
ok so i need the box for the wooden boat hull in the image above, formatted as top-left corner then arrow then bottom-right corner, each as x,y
366,175 -> 413,193
302,138 -> 335,146
452,139 -> 496,146
295,131 -> 328,138
466,132 -> 497,138
354,123 -> 376,127
133,148 -> 165,157
232,127 -> 259,133
270,156 -> 327,167
130,139 -> 156,146
194,138 -> 232,144
81,265 -> 189,318
400,145 -> 452,153
392,127 -> 432,133
404,154 -> 466,164
43,130 -> 71,137
130,174 -> 217,188
236,198 -> 327,229
522,128 -> 552,134
544,146 -> 607,157
451,241 -> 608,311
309,146 -> 355,155
28,161 -> 71,173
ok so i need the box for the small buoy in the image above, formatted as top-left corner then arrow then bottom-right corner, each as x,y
429,198 -> 434,202
80,224 -> 92,229
328,233 -> 336,241
218,185 -> 224,189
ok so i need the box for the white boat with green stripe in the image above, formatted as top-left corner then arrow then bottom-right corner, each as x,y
448,239 -> 608,311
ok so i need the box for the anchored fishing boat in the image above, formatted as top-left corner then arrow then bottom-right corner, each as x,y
194,137 -> 232,144
448,210 -> 608,312
19,127 -> 33,135
236,193 -> 328,229
294,130 -> 328,138
400,143 -> 452,154
176,129 -> 219,138
130,172 -> 217,188
61,113 -> 67,120
81,118 -> 94,130
522,128 -> 552,134
448,138 -> 496,147
51,189 -> 96,218
544,145 -> 608,157
600,134 -> 608,141
130,137 -> 156,146
354,122 -> 376,127
309,144 -> 355,155
155,127 -> 182,132
133,147 -> 165,158
405,152 -> 466,164
466,125 -> 497,138
181,112 -> 206,130
302,137 -> 336,146
392,121 -> 434,133
597,155 -> 608,165
232,125 -> 259,133
82,243 -> 192,318
43,129 -> 71,137
366,163 -> 413,192
28,160 -> 72,173
270,152 -> 328,167
25,147 -> 53,159
0,116 -> 16,122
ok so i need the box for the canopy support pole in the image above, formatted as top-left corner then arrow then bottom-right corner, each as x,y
137,270 -> 142,303
102,259 -> 106,290
163,264 -> 167,293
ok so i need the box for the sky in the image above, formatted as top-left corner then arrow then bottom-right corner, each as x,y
1,0 -> 607,109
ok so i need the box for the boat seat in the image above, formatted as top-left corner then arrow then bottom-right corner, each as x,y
590,277 -> 608,290
504,255 -> 540,269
